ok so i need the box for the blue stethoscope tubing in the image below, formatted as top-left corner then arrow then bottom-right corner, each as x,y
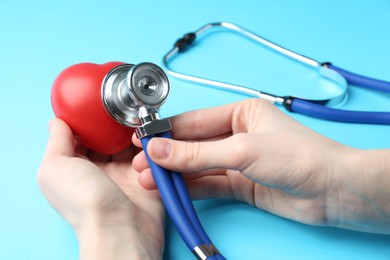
162,22 -> 390,125
327,64 -> 390,93
288,98 -> 390,124
285,63 -> 390,124
141,132 -> 225,259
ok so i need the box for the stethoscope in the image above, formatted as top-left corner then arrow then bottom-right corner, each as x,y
54,22 -> 389,260
101,63 -> 224,259
162,22 -> 390,125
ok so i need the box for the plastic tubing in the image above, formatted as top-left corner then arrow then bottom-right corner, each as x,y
290,98 -> 390,125
328,64 -> 390,93
159,131 -> 213,244
159,131 -> 226,260
141,135 -> 203,251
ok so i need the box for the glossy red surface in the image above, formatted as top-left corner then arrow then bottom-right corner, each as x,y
51,62 -> 134,154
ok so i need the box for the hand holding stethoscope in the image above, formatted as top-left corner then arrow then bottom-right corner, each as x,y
132,98 -> 390,236
50,21 -> 390,260
52,62 -> 225,259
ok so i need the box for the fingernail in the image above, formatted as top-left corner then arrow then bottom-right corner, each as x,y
150,139 -> 172,159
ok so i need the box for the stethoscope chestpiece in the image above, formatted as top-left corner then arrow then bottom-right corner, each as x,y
103,62 -> 224,258
101,62 -> 170,127
127,62 -> 170,108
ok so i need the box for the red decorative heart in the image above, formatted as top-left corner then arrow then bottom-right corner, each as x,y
51,62 -> 134,155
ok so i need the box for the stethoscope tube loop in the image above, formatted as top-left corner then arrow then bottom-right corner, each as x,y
163,22 -> 390,125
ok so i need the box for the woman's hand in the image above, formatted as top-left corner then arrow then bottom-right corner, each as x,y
37,118 -> 164,260
132,99 -> 390,234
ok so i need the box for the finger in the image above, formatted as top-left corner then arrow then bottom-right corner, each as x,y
146,134 -> 255,173
44,118 -> 75,158
137,167 -> 231,197
132,150 -> 150,173
132,133 -> 142,148
182,168 -> 227,179
133,137 -> 230,174
146,131 -> 318,191
138,165 -> 227,189
139,172 -> 236,201
185,175 -> 235,201
168,102 -> 238,140
133,131 -> 233,173
138,168 -> 156,190
175,132 -> 233,143
170,98 -> 282,140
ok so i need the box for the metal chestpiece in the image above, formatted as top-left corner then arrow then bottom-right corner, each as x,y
101,62 -> 170,131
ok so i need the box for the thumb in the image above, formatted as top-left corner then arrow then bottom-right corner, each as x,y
146,135 -> 252,173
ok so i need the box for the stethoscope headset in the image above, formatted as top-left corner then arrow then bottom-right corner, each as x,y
163,22 -> 390,125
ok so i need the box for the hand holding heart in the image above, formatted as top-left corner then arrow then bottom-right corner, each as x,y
51,62 -> 134,154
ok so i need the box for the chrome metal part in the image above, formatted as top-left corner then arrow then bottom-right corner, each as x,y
101,63 -> 141,127
193,244 -> 214,260
127,62 -> 170,108
135,118 -> 172,138
162,21 -> 348,106
102,62 -> 171,127
135,107 -> 172,138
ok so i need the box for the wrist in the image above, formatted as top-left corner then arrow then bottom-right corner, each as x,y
327,148 -> 390,234
75,209 -> 162,260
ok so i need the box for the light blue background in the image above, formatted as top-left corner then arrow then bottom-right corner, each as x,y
0,1 -> 389,259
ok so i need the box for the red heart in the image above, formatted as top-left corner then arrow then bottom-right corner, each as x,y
51,62 -> 134,155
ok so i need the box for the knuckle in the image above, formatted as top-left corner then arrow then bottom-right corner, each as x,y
229,134 -> 252,169
184,141 -> 202,170
238,98 -> 270,112
232,99 -> 276,133
232,135 -> 247,153
188,111 -> 205,138
245,98 -> 273,109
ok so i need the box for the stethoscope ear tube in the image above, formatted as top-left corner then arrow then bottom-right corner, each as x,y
288,98 -> 390,125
